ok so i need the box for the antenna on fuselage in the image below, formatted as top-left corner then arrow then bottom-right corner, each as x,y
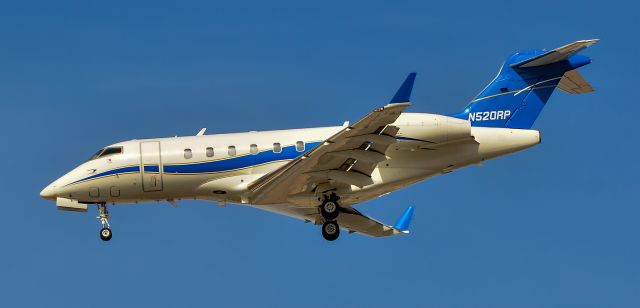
196,128 -> 207,136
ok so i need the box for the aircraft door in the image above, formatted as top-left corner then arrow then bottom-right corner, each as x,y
140,141 -> 163,192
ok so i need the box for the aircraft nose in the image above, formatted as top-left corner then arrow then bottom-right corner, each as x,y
40,183 -> 58,200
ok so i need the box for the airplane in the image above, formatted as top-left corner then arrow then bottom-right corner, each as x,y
40,39 -> 598,241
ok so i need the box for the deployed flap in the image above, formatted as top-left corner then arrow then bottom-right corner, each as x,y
558,69 -> 594,94
512,39 -> 599,68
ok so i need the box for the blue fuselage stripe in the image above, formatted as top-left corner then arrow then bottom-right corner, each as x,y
143,165 -> 160,172
70,166 -> 140,185
163,142 -> 320,174
70,142 -> 322,184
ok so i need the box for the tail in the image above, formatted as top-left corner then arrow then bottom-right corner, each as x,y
451,39 -> 598,129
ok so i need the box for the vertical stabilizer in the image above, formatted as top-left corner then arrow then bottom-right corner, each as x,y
450,40 -> 598,129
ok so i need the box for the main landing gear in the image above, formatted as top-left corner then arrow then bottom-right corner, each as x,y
97,203 -> 112,241
320,193 -> 341,241
322,221 -> 340,241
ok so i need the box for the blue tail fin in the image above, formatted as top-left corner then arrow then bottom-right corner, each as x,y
451,39 -> 598,129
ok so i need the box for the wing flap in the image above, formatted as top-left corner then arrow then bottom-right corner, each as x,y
325,149 -> 388,164
307,170 -> 374,187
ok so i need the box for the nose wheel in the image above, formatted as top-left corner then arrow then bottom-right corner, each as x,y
97,204 -> 112,241
100,227 -> 112,241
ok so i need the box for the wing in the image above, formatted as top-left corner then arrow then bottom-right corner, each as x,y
255,203 -> 414,237
247,73 -> 416,206
249,102 -> 410,204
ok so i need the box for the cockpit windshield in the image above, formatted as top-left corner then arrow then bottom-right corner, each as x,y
87,146 -> 123,161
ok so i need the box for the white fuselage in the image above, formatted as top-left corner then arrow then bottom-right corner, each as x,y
41,113 -> 540,210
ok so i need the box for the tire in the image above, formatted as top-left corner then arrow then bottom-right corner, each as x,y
100,227 -> 112,241
320,199 -> 340,220
321,221 -> 340,241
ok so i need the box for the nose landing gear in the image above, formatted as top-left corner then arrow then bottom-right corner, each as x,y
97,203 -> 112,241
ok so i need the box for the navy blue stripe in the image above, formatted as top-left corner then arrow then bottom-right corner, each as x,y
68,142 -> 322,185
70,166 -> 140,185
143,165 -> 160,172
164,142 -> 321,174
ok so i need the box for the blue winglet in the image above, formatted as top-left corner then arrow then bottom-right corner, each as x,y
393,206 -> 414,233
389,73 -> 417,103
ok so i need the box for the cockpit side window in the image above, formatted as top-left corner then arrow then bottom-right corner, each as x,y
88,146 -> 123,161
100,147 -> 123,157
88,149 -> 104,161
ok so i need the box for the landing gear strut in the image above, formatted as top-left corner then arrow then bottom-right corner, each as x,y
97,203 -> 112,241
320,193 -> 341,241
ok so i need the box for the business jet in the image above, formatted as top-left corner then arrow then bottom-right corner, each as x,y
40,39 -> 598,241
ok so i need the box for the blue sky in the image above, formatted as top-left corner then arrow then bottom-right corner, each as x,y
1,1 -> 638,307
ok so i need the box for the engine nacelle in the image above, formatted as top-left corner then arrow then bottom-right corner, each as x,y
394,113 -> 472,145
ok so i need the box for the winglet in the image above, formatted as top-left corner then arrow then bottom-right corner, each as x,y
390,73 -> 417,103
393,206 -> 414,233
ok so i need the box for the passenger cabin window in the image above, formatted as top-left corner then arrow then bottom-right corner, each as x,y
87,146 -> 123,161
296,141 -> 305,152
273,143 -> 282,153
250,144 -> 258,154
206,147 -> 214,157
184,148 -> 193,159
228,146 -> 237,156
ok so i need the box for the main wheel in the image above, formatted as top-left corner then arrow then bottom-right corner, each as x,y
100,227 -> 112,241
321,221 -> 340,241
320,199 -> 340,220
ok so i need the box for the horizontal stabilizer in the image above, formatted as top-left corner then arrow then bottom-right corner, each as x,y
512,39 -> 599,68
558,69 -> 594,94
